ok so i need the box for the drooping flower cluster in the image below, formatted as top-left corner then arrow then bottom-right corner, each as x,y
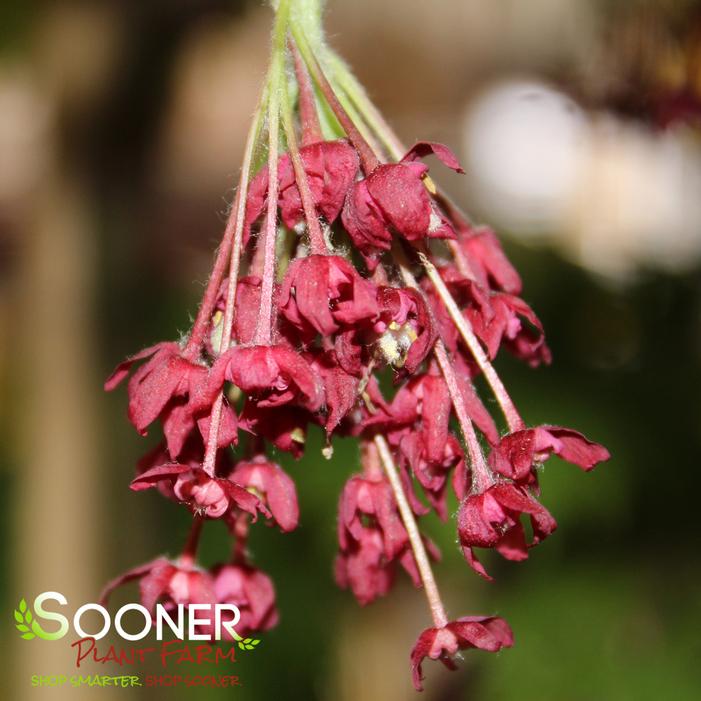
103,2 -> 609,691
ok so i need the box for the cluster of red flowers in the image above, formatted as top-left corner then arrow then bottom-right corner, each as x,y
103,20 -> 609,691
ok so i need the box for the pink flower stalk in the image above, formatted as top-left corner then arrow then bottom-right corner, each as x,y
103,0 -> 610,690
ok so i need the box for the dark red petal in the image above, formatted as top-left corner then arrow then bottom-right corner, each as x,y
99,558 -> 168,606
218,478 -> 270,521
213,564 -> 279,635
451,459 -> 471,502
336,533 -> 395,606
127,351 -> 191,433
314,357 -> 360,434
488,429 -> 538,481
541,425 -> 611,470
277,140 -> 359,228
130,463 -> 191,491
280,255 -> 377,337
340,477 -> 363,543
243,167 -> 269,245
104,342 -> 176,391
197,402 -> 238,450
460,226 -> 522,295
183,571 -> 218,608
141,560 -> 181,612
530,506 -> 558,545
457,494 -> 500,548
490,482 -> 543,515
366,162 -> 431,241
218,345 -> 323,412
491,483 -> 557,546
301,139 -> 359,224
461,545 -> 493,581
401,141 -> 465,173
279,256 -> 337,335
341,179 -> 393,255
268,346 -> 324,411
241,567 -> 278,631
161,400 -> 196,459
449,619 -> 505,652
239,403 -> 308,458
495,522 -> 529,561
451,615 -> 514,650
259,466 -> 299,532
420,375 -> 451,464
232,460 -> 299,532
233,276 -> 264,345
372,481 -> 409,559
410,627 -> 439,691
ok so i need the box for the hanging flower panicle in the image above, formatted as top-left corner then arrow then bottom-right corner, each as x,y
103,0 -> 609,690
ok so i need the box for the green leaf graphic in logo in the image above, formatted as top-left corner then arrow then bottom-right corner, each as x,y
231,630 -> 261,651
14,599 -> 36,640
13,597 -> 62,641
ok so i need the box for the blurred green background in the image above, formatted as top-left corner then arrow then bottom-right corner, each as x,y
1,1 -> 701,700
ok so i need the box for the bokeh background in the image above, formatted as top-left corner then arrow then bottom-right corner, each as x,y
2,1 -> 701,699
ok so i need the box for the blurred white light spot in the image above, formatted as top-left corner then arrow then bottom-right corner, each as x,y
463,79 -> 701,280
464,80 -> 586,233
566,118 -> 701,278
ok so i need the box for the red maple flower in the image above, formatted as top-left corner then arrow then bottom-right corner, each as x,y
458,224 -> 522,295
238,403 -> 309,457
410,616 -> 514,691
339,475 -> 409,560
207,344 -> 323,412
231,457 -> 299,532
105,342 -> 208,438
245,139 -> 359,239
335,528 -> 395,605
131,463 -> 269,521
212,563 -> 279,636
458,482 -> 557,579
100,557 -> 216,613
489,425 -> 611,483
279,254 -> 378,337
374,287 -> 437,373
307,350 -> 360,433
341,142 -> 463,265
467,292 -> 551,367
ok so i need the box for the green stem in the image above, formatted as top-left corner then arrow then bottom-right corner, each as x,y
327,51 -> 405,160
329,75 -> 387,159
290,28 -> 379,173
287,0 -> 325,52
254,0 -> 292,345
203,1 -> 290,474
201,98 -> 266,477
